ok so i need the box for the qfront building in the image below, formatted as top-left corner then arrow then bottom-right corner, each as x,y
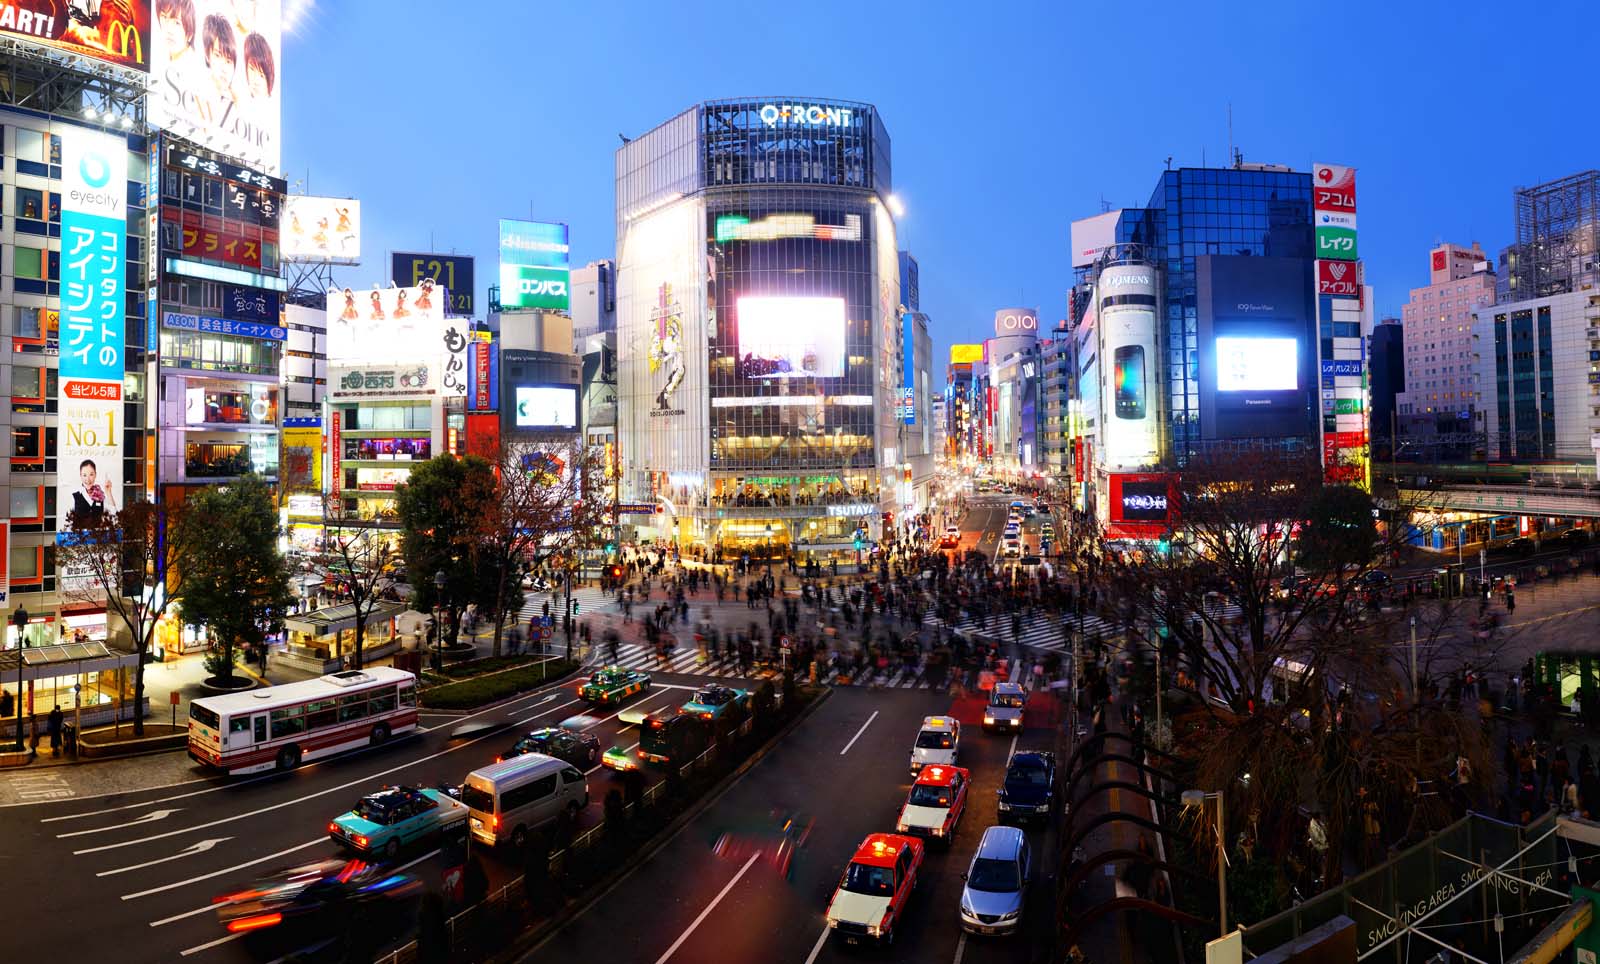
615,98 -> 912,564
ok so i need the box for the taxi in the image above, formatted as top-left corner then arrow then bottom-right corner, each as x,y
328,785 -> 466,860
896,764 -> 969,841
909,715 -> 960,774
680,684 -> 750,722
824,833 -> 924,945
578,666 -> 652,704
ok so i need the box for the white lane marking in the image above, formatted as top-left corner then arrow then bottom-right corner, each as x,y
953,930 -> 968,964
803,924 -> 831,964
652,849 -> 761,964
179,932 -> 243,957
1007,732 -> 1019,761
98,837 -> 232,877
839,710 -> 879,756
78,721 -> 513,857
147,845 -> 439,929
57,807 -> 183,838
122,836 -> 327,901
514,696 -> 585,721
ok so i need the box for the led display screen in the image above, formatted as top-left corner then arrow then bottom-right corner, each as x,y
514,386 -> 577,429
1113,345 -> 1146,420
1119,480 -> 1171,522
1215,337 -> 1298,392
735,296 -> 846,379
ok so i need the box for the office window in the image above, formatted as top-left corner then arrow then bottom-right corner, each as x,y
11,306 -> 41,339
10,487 -> 39,518
10,547 -> 37,579
14,128 -> 45,162
13,245 -> 44,279
12,366 -> 42,398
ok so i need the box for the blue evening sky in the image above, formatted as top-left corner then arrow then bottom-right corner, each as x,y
281,0 -> 1596,366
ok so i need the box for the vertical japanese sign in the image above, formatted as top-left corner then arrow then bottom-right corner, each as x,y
329,411 -> 343,497
1314,161 -> 1368,487
58,129 -> 128,539
0,520 -> 9,607
441,320 -> 470,398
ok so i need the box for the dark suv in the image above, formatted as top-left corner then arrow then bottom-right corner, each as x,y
996,750 -> 1057,823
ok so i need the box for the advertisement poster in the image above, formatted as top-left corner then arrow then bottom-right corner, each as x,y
0,0 -> 151,71
1312,163 -> 1357,213
280,424 -> 322,492
514,386 -> 578,430
499,220 -> 569,311
326,283 -> 446,365
735,296 -> 846,378
58,127 -> 127,538
148,0 -> 281,171
282,196 -> 360,262
393,252 -> 475,315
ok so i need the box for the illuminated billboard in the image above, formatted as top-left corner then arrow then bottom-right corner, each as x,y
3,0 -> 151,71
283,197 -> 360,263
499,220 -> 569,310
326,284 -> 469,398
514,386 -> 578,430
393,252 -> 475,315
950,344 -> 984,365
148,0 -> 281,171
735,296 -> 846,379
1215,337 -> 1298,392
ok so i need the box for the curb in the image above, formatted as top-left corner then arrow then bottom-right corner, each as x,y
491,685 -> 836,963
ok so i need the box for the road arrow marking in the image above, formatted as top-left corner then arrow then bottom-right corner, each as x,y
98,837 -> 232,877
57,808 -> 182,838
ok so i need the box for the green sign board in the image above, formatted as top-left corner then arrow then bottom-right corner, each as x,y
1335,397 -> 1364,414
499,264 -> 570,311
1316,226 -> 1359,261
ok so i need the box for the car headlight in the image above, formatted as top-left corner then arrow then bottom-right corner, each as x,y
1036,802 -> 1052,812
997,800 -> 1012,810
998,909 -> 1020,920
983,715 -> 995,724
896,820 -> 909,832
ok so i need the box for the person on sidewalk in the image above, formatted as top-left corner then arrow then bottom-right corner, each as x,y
47,704 -> 63,757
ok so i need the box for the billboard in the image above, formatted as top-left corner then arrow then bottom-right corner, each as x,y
280,424 -> 322,493
1312,163 -> 1357,213
1215,337 -> 1299,392
735,296 -> 846,379
950,343 -> 984,365
499,220 -> 569,311
469,340 -> 499,411
1316,225 -> 1359,261
1317,259 -> 1359,297
327,284 -> 445,363
1071,211 -> 1120,268
994,307 -> 1038,336
2,0 -> 151,71
1097,266 -> 1159,468
58,127 -> 128,539
1108,473 -> 1174,529
148,0 -> 281,171
282,197 -> 360,262
514,386 -> 578,430
393,252 -> 475,315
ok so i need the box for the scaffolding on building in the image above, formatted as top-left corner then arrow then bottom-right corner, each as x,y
0,36 -> 147,124
1511,171 -> 1600,299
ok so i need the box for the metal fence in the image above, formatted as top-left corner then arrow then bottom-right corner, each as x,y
373,719 -> 752,964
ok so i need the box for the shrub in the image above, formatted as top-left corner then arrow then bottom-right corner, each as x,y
421,659 -> 578,709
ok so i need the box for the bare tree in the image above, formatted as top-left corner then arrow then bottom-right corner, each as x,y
308,496 -> 400,671
464,441 -> 610,658
57,497 -> 204,736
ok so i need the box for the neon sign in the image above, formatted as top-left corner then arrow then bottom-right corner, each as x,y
758,104 -> 854,128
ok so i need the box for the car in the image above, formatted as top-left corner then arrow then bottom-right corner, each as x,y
1503,537 -> 1536,557
578,666 -> 652,704
958,826 -> 1032,936
984,682 -> 1026,731
215,857 -> 422,953
1559,528 -> 1591,548
1358,569 -> 1392,589
1001,542 -> 1022,559
996,750 -> 1057,823
680,684 -> 751,723
497,723 -> 601,769
910,715 -> 960,773
896,764 -> 970,841
824,833 -> 924,944
327,785 -> 468,859
939,533 -> 961,549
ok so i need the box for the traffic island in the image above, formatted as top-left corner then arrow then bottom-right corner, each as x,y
419,656 -> 580,710
77,722 -> 188,760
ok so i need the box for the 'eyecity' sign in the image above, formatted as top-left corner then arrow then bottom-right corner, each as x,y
759,104 -> 854,128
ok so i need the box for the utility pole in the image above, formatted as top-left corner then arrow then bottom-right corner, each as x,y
1409,614 -> 1419,703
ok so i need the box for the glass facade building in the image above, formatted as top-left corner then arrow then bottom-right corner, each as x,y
616,98 -> 902,562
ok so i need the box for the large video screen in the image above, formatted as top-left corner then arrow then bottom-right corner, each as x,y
736,296 -> 846,379
1216,337 -> 1298,392
515,386 -> 578,429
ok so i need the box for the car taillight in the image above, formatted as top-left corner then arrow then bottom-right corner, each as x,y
226,913 -> 282,933
494,756 -> 502,763
491,815 -> 499,830
353,835 -> 368,848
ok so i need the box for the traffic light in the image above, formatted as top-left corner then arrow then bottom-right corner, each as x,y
853,528 -> 864,551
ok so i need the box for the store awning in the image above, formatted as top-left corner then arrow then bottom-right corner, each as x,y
283,601 -> 407,638
0,641 -> 140,682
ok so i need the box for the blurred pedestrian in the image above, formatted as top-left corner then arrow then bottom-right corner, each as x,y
47,704 -> 63,757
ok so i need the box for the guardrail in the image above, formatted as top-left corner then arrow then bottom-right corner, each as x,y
372,718 -> 755,964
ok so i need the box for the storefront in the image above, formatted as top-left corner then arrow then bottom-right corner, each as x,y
0,641 -> 142,741
281,601 -> 409,674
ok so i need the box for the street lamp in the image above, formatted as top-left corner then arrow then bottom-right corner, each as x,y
432,570 -> 447,672
12,606 -> 29,751
1181,789 -> 1227,936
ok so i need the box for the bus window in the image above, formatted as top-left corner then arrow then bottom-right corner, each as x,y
339,693 -> 369,722
305,699 -> 337,730
228,716 -> 250,745
369,689 -> 397,714
399,686 -> 417,708
270,706 -> 306,739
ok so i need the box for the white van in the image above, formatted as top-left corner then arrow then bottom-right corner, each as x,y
461,752 -> 589,849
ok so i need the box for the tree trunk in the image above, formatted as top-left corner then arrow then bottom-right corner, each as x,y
133,630 -> 148,737
353,612 -> 366,670
491,574 -> 505,659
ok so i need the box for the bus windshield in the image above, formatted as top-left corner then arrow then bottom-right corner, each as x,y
190,704 -> 220,729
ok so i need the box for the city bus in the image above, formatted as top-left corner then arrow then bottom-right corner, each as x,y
187,668 -> 418,775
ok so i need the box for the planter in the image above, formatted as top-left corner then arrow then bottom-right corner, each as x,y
201,675 -> 257,693
78,723 -> 189,759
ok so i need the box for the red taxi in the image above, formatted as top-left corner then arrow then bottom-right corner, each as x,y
895,764 -> 969,842
824,833 -> 924,944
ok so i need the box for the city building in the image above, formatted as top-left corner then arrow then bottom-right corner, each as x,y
614,97 -> 904,564
1368,318 -> 1405,458
1395,242 -> 1493,437
1498,171 -> 1600,302
570,260 -> 617,339
945,347 -> 981,460
282,303 -> 329,422
1039,325 -> 1073,484
1474,288 -> 1600,462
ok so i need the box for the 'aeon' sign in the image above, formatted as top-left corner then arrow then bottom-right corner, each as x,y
759,104 -> 854,128
993,307 -> 1038,336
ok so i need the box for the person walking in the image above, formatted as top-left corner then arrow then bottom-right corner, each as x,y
47,704 -> 63,757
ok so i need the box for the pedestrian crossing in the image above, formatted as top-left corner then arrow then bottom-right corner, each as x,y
914,600 -> 1244,655
583,641 -> 953,690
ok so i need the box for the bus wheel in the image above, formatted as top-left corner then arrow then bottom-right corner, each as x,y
371,723 -> 390,746
276,745 -> 301,771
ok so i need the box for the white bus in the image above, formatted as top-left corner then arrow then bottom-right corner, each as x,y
188,668 -> 419,775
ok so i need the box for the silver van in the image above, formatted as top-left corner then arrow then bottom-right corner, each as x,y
461,752 -> 588,849
959,825 -> 1031,935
